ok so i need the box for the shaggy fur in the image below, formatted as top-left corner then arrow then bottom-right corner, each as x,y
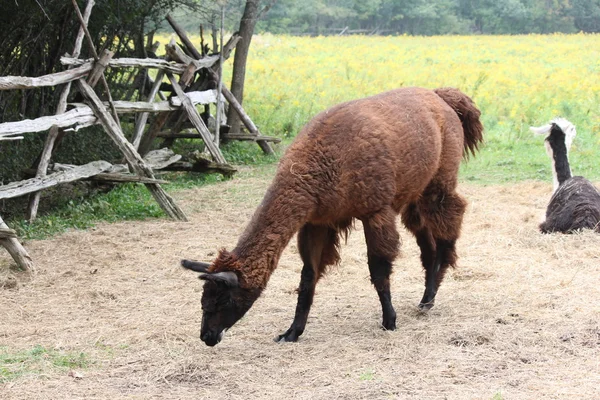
183,86 -> 484,346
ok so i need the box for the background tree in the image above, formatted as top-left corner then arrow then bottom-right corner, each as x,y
571,0 -> 600,32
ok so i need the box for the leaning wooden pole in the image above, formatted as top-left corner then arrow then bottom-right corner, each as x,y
166,14 -> 274,155
166,73 -> 227,164
27,0 -> 95,221
76,79 -> 188,221
214,5 -> 225,147
131,70 -> 165,150
70,0 -> 121,127
0,215 -> 34,272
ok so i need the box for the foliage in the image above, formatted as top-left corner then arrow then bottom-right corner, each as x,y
571,0 -> 600,32
255,0 -> 587,35
0,345 -> 90,382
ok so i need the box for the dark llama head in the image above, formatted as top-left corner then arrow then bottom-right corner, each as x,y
181,255 -> 261,346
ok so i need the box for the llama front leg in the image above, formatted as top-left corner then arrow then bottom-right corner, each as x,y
276,224 -> 338,342
363,208 -> 400,331
276,263 -> 317,342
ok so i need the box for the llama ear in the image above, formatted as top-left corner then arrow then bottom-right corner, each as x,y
530,123 -> 552,137
181,259 -> 212,273
200,271 -> 239,287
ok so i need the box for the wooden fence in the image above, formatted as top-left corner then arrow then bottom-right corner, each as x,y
0,0 -> 279,271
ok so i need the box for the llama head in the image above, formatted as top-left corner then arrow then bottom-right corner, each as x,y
530,118 -> 577,192
530,117 -> 577,156
181,256 -> 261,346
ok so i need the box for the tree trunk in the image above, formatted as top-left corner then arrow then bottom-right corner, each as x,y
227,0 -> 260,134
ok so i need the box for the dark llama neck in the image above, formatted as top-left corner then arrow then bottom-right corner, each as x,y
548,125 -> 572,187
232,183 -> 311,289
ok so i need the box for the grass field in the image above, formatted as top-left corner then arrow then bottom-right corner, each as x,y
225,33 -> 600,183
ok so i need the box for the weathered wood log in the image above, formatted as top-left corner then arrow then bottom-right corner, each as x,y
221,34 -> 242,62
166,73 -> 227,165
27,0 -> 96,222
70,0 -> 120,128
22,168 -> 168,184
0,228 -> 17,239
60,56 -> 218,73
76,79 -> 187,221
0,161 -> 111,200
0,90 -> 219,139
0,215 -> 34,272
138,111 -> 171,157
162,160 -> 237,176
142,148 -> 182,170
70,91 -> 217,113
0,64 -> 93,91
87,173 -> 168,184
27,123 -> 63,221
156,132 -> 202,138
169,90 -> 217,107
221,133 -> 282,143
131,70 -> 165,150
87,49 -> 114,87
0,107 -> 96,138
166,15 -> 204,60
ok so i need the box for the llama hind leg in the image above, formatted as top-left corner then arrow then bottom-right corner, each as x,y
415,231 -> 457,310
363,207 -> 400,331
276,223 -> 339,342
402,190 -> 466,310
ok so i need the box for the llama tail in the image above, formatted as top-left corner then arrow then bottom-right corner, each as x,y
434,87 -> 484,158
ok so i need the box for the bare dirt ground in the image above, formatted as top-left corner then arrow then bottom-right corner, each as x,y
1,166 -> 599,399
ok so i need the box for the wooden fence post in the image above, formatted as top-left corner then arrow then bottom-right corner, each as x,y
0,215 -> 34,272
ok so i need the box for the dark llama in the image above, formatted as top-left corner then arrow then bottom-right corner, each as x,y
182,87 -> 484,346
531,118 -> 600,234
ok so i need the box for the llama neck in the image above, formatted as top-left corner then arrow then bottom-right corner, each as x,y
549,141 -> 572,192
232,183 -> 309,289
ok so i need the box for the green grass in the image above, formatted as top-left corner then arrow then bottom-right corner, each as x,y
7,141 -> 280,241
0,345 -> 91,383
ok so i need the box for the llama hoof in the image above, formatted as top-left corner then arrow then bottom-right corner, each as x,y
275,329 -> 301,343
382,321 -> 396,331
418,301 -> 435,311
382,314 -> 397,331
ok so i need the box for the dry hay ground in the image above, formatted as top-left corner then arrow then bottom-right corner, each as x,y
1,166 -> 599,399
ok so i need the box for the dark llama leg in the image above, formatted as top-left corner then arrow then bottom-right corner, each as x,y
413,228 -> 439,310
362,207 -> 400,331
403,190 -> 466,310
276,224 -> 339,342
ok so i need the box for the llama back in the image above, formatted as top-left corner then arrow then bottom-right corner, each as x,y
434,87 -> 484,158
540,176 -> 600,233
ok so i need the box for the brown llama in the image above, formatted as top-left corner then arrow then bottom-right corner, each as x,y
182,87 -> 484,346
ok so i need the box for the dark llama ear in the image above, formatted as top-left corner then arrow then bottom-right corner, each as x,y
181,259 -> 212,273
199,271 -> 239,287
